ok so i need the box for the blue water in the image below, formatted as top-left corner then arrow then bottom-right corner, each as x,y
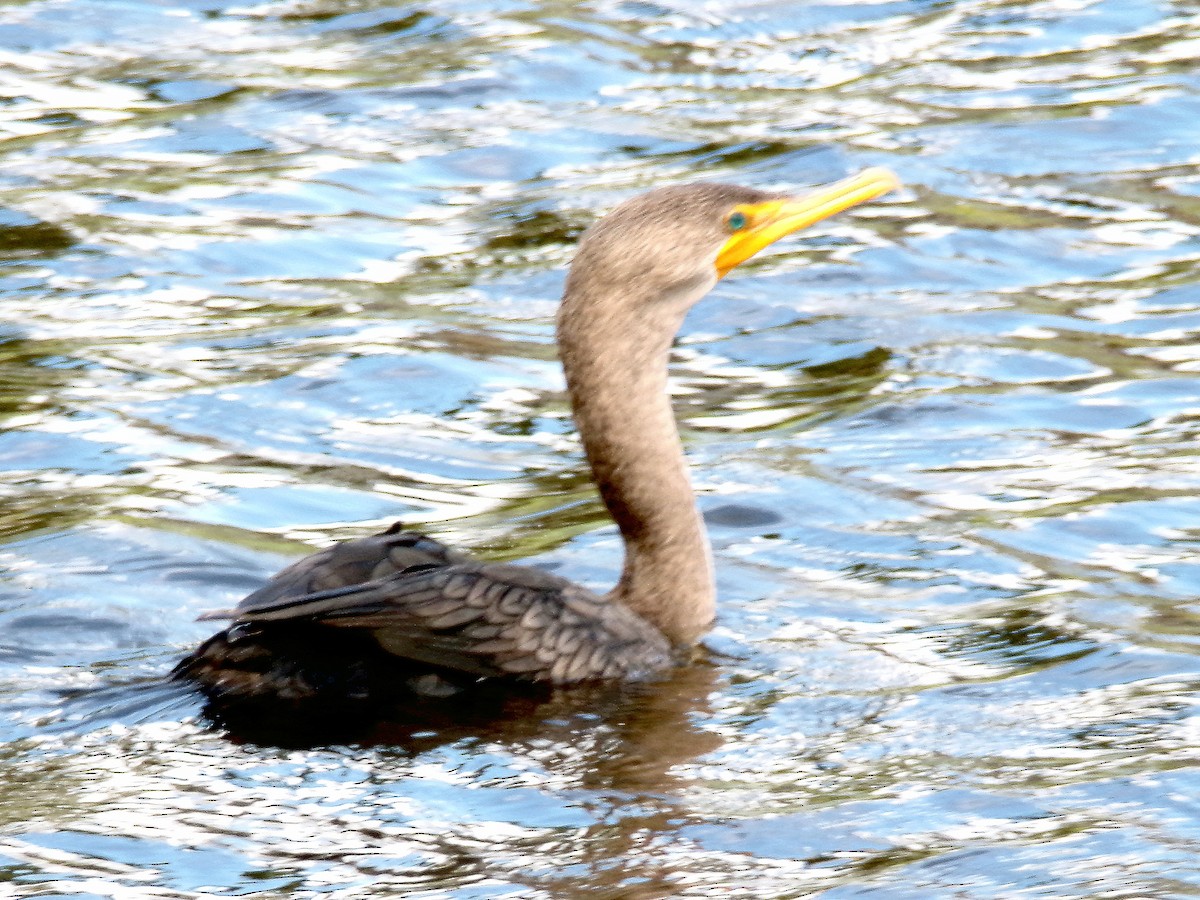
2,0 -> 1200,896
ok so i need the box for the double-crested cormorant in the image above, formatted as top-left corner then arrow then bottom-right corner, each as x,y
176,169 -> 899,705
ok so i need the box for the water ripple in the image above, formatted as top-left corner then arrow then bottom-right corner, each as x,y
1,0 -> 1199,896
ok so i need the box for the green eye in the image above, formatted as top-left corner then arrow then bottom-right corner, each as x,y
727,211 -> 747,231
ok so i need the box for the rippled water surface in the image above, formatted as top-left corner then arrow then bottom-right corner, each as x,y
3,0 -> 1200,896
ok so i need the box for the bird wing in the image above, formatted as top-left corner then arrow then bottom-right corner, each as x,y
226,560 -> 674,684
199,524 -> 468,620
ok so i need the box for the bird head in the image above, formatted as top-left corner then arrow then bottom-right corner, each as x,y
564,168 -> 899,316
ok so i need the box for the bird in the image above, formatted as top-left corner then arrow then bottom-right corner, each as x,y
175,168 -> 899,709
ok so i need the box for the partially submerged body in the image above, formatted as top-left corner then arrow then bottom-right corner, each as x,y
176,524 -> 673,707
176,170 -> 899,711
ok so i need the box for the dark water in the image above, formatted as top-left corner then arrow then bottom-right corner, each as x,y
2,0 -> 1200,896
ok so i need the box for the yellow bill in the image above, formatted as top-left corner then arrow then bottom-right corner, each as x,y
715,167 -> 900,278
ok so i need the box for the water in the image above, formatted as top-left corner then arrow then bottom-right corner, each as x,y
2,0 -> 1200,896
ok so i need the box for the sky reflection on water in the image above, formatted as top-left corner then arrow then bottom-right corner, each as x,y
2,0 -> 1200,897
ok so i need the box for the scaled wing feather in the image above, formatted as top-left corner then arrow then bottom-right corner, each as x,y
224,537 -> 672,683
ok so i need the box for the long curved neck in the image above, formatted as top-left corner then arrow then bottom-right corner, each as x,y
557,280 -> 715,647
